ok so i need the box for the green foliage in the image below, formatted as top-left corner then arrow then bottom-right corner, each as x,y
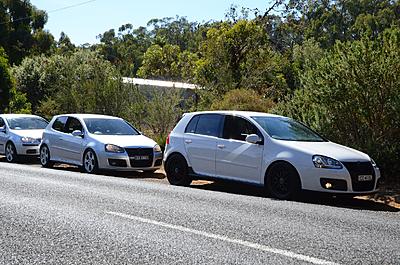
277,27 -> 400,182
211,89 -> 275,113
0,46 -> 12,111
196,20 -> 288,100
137,44 -> 198,82
6,86 -> 31,114
0,0 -> 55,65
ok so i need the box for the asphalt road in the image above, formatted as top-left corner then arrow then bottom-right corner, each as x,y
0,160 -> 399,265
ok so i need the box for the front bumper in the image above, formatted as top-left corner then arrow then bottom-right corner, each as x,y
299,163 -> 381,195
97,150 -> 163,171
15,143 -> 40,156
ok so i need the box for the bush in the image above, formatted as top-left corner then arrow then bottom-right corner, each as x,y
276,28 -> 400,183
211,89 -> 274,113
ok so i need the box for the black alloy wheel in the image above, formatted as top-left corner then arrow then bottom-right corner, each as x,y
165,154 -> 192,186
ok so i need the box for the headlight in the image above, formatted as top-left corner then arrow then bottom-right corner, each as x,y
371,158 -> 378,168
105,144 -> 125,153
154,144 -> 162,152
312,155 -> 343,169
21,137 -> 37,143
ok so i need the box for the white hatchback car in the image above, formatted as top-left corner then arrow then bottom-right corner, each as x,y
40,114 -> 163,174
164,111 -> 381,199
0,114 -> 48,162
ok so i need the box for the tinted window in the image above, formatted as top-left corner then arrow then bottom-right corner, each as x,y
0,118 -> 5,128
52,116 -> 68,132
7,117 -> 48,130
84,118 -> 139,135
194,114 -> 222,137
185,115 -> 199,133
65,117 -> 83,134
223,116 -> 260,141
252,116 -> 326,142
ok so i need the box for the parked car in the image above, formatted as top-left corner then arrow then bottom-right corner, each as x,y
0,114 -> 48,162
163,111 -> 381,199
40,114 -> 163,173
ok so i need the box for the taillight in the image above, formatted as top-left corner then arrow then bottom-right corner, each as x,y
166,133 -> 170,145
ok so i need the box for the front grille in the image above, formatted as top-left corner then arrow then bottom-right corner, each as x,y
342,162 -> 375,191
126,148 -> 153,168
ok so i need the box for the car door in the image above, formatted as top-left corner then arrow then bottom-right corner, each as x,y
216,115 -> 264,184
62,117 -> 84,164
48,116 -> 68,161
184,114 -> 223,177
0,118 -> 7,154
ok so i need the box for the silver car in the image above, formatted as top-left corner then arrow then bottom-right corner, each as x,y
40,114 -> 163,173
0,114 -> 48,162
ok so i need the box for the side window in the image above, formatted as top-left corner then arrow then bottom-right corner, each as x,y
64,117 -> 83,134
52,116 -> 68,132
195,114 -> 223,137
0,118 -> 5,127
223,115 -> 260,141
185,115 -> 199,133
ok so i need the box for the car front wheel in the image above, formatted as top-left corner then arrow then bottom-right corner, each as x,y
5,142 -> 18,163
83,149 -> 98,174
266,162 -> 301,200
165,154 -> 192,186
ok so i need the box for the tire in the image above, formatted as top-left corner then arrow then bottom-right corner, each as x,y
265,162 -> 301,200
40,145 -> 53,168
5,142 -> 18,163
83,149 -> 99,174
165,154 -> 192,186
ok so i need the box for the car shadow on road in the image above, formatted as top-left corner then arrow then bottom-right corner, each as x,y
190,180 -> 400,212
0,156 -> 166,180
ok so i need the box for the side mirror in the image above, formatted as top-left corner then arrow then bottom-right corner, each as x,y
0,126 -> 6,133
245,134 -> 261,144
72,130 -> 84,138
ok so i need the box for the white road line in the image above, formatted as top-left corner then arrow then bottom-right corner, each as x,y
107,211 -> 340,265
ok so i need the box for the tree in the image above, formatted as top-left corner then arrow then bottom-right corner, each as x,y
276,27 -> 400,182
196,20 -> 288,100
0,0 -> 54,65
0,46 -> 12,111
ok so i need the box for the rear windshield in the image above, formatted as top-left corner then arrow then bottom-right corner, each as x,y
84,118 -> 139,136
7,117 -> 48,130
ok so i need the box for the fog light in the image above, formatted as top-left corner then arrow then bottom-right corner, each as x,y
325,182 -> 333,189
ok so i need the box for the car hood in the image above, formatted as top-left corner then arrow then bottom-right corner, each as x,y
89,134 -> 157,148
276,140 -> 371,162
10,129 -> 44,139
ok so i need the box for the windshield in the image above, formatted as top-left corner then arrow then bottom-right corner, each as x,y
84,118 -> 139,136
252,116 -> 326,142
7,117 -> 48,130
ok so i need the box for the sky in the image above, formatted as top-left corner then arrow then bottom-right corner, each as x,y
30,0 -> 270,45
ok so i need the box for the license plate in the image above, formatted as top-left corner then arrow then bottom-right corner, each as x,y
358,175 -> 373,181
131,155 -> 149,160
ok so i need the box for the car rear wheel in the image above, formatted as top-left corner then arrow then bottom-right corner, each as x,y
40,145 -> 53,168
165,154 -> 192,186
83,149 -> 98,174
5,142 -> 18,163
266,162 -> 301,200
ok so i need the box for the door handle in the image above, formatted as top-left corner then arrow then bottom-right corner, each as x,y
185,139 -> 192,144
58,137 -> 64,141
217,144 -> 225,149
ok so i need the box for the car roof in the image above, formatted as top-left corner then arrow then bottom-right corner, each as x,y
53,114 -> 122,120
184,110 -> 285,118
0,114 -> 43,119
